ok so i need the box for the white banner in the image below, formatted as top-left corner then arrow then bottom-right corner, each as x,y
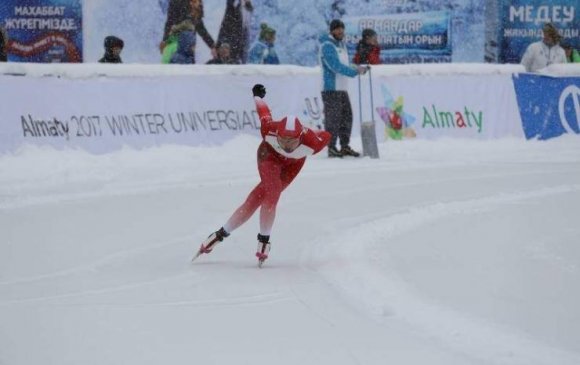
353,73 -> 524,141
0,72 -> 321,154
1,64 -> 529,154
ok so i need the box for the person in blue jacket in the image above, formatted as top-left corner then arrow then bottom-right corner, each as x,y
248,23 -> 280,65
170,30 -> 196,64
319,19 -> 368,157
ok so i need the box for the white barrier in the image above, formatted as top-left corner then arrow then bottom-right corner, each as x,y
0,63 -> 539,154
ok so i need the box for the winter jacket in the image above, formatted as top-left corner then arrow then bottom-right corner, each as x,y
319,33 -> 358,91
217,0 -> 253,63
162,20 -> 195,64
99,36 -> 124,63
162,0 -> 215,50
170,31 -> 195,64
521,40 -> 567,72
0,26 -> 7,62
248,41 -> 280,65
353,41 -> 380,65
567,49 -> 580,63
162,35 -> 178,64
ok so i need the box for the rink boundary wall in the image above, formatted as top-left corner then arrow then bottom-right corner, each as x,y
1,63 -> 579,154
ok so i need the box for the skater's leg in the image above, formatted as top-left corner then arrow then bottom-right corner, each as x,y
280,158 -> 305,191
223,151 -> 284,234
257,159 -> 283,236
223,182 -> 265,233
258,157 -> 304,235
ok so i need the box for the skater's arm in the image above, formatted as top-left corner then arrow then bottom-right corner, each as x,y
252,84 -> 273,132
254,96 -> 273,127
302,129 -> 331,154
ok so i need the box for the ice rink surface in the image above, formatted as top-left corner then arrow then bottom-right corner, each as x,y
1,136 -> 579,365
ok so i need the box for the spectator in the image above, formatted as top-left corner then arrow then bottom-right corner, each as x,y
162,20 -> 195,64
353,28 -> 380,65
170,29 -> 196,64
206,42 -> 239,64
160,0 -> 216,62
217,0 -> 253,64
319,19 -> 368,158
0,26 -> 8,62
248,23 -> 280,65
520,23 -> 567,72
98,36 -> 124,63
561,41 -> 580,63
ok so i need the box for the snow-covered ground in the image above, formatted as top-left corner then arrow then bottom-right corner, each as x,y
1,136 -> 580,365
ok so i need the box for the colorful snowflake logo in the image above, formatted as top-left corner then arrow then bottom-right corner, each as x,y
375,84 -> 417,140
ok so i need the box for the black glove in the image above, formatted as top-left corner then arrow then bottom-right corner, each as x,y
252,84 -> 266,98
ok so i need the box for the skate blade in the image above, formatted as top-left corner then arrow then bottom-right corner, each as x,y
191,250 -> 202,262
191,243 -> 210,263
257,257 -> 267,268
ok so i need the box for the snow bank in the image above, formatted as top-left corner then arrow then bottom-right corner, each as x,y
0,62 -> 529,79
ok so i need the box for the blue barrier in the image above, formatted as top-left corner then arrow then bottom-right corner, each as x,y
513,73 -> 580,140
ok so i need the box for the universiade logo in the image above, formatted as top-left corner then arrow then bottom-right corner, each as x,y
559,84 -> 580,135
303,97 -> 323,130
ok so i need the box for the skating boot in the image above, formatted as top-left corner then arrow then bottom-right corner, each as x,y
192,227 -> 229,261
255,234 -> 271,268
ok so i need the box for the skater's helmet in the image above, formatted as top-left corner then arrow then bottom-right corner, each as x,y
277,115 -> 304,139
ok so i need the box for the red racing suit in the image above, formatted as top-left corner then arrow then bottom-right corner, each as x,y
223,96 -> 331,236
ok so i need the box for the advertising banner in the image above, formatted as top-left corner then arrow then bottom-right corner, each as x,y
84,0 -> 484,65
354,74 -> 524,141
513,73 -> 580,140
0,0 -> 83,63
486,1 -> 579,64
0,72 -> 320,154
343,11 -> 452,64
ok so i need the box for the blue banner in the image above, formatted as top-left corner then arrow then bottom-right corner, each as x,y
513,73 -> 580,140
343,11 -> 452,64
0,0 -> 83,62
495,1 -> 579,64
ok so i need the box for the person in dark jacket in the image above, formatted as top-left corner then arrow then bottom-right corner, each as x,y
99,36 -> 124,63
0,26 -> 8,62
160,0 -> 216,62
206,42 -> 239,64
170,30 -> 196,64
217,0 -> 253,64
353,28 -> 380,65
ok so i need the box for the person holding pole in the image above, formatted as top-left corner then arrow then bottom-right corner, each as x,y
319,19 -> 369,158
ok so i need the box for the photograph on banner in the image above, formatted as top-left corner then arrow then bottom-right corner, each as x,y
513,74 -> 580,140
0,0 -> 83,62
83,0 -> 485,65
343,11 -> 452,64
357,75 -> 523,141
485,0 -> 579,64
